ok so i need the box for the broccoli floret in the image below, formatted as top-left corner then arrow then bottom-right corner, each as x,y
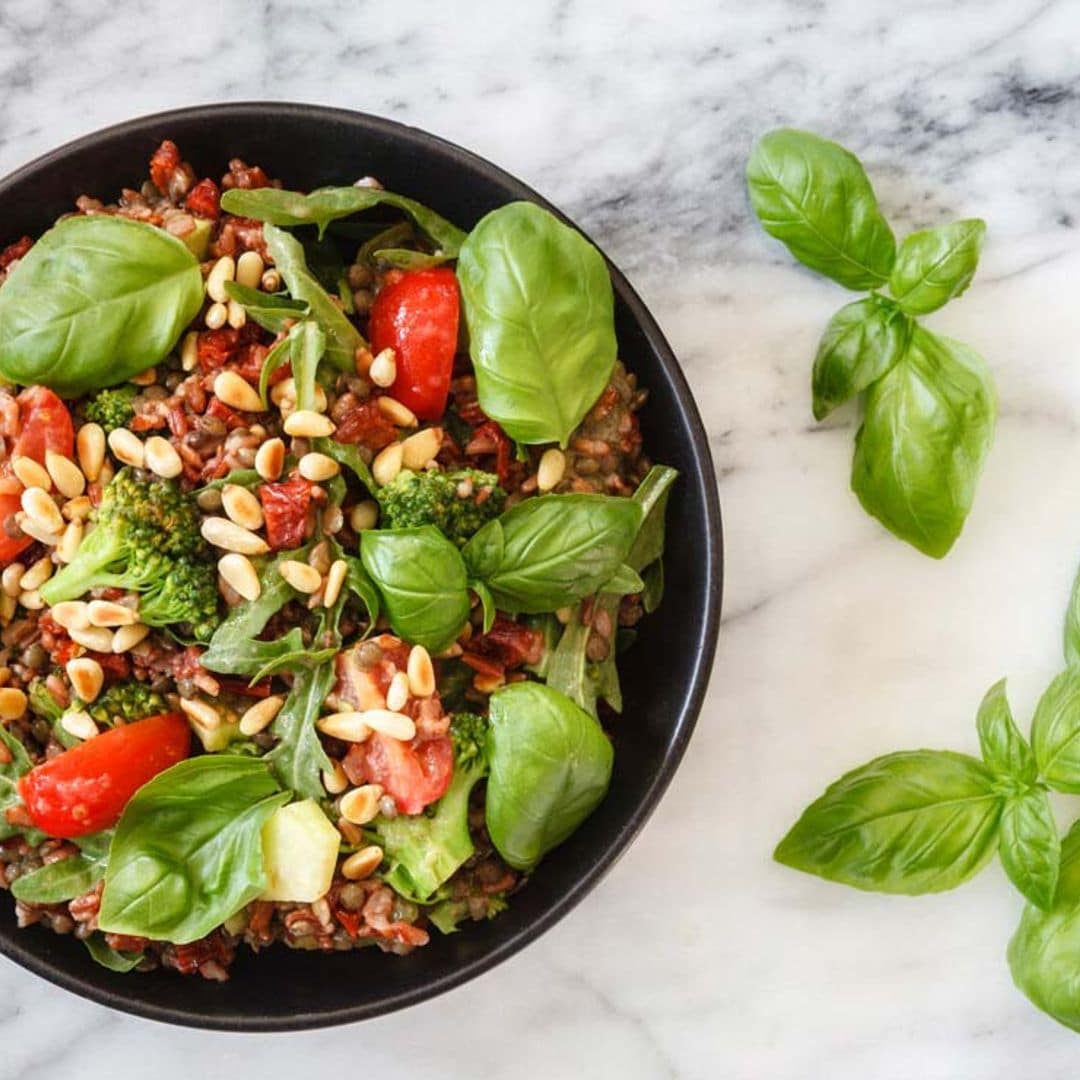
85,682 -> 168,726
27,677 -> 64,724
40,468 -> 221,640
84,386 -> 137,434
376,711 -> 489,901
376,469 -> 505,546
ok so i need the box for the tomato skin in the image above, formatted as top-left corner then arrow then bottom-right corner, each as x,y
344,732 -> 453,814
18,713 -> 191,838
369,268 -> 459,421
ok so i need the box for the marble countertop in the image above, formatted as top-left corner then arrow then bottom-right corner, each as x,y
4,0 -> 1080,1075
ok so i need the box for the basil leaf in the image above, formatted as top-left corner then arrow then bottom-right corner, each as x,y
263,225 -> 362,372
99,757 -> 288,944
851,325 -> 996,558
746,128 -> 896,290
603,564 -> 644,595
360,527 -> 470,651
1031,668 -> 1080,792
626,465 -> 678,573
976,678 -> 1037,784
223,280 -> 309,333
485,682 -> 614,871
0,216 -> 203,396
471,579 -> 496,634
774,750 -> 1003,893
84,933 -> 142,972
1065,563 -> 1080,668
457,202 -> 617,447
266,662 -> 336,801
811,296 -> 910,420
642,560 -> 664,614
1000,788 -> 1060,911
463,494 -> 641,614
889,219 -> 986,316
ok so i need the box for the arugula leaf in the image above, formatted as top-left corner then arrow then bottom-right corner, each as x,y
1000,788 -> 1060,910
313,437 -> 375,493
976,678 -> 1037,784
290,320 -> 327,413
11,831 -> 111,904
223,280 -> 309,333
84,933 -> 142,972
889,219 -> 986,316
266,663 -> 336,801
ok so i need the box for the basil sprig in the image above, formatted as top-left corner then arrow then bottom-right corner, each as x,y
747,128 -> 995,558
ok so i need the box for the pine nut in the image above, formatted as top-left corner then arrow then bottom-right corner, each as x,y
60,711 -> 98,741
18,589 -> 43,610
349,500 -> 379,531
218,553 -> 261,602
112,623 -> 150,653
385,671 -> 410,713
321,504 -> 343,535
144,436 -> 183,479
283,410 -> 335,438
0,687 -> 27,720
15,512 -> 59,546
238,694 -> 284,736
298,452 -> 340,482
213,371 -> 263,414
87,600 -> 139,627
19,556 -> 52,592
1,563 -> 24,598
76,424 -> 106,483
340,785 -> 383,826
129,367 -> 156,387
401,427 -> 442,470
206,255 -> 236,303
372,442 -> 404,486
12,456 -> 51,491
62,496 -> 92,522
204,301 -> 228,330
341,846 -> 384,881
279,560 -> 322,594
180,697 -> 221,730
226,299 -> 246,329
201,517 -> 269,555
21,487 -> 63,534
377,396 -> 419,428
222,484 -> 264,531
308,540 -> 332,575
57,521 -> 84,564
98,461 -> 115,488
537,447 -> 566,492
323,559 -> 347,608
322,760 -> 349,795
361,708 -> 416,741
69,625 -> 114,652
316,712 -> 372,742
45,450 -> 85,499
255,437 -> 285,481
260,268 -> 282,292
0,593 -> 14,625
270,378 -> 295,407
66,657 -> 104,703
236,250 -> 265,289
107,428 -> 144,469
50,601 -> 90,631
181,330 -> 200,371
369,347 -> 397,388
407,644 -> 436,698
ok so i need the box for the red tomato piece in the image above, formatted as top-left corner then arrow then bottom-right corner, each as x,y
185,178 -> 221,220
13,386 -> 74,464
0,236 -> 32,269
369,268 -> 459,421
258,477 -> 315,550
18,713 -> 191,838
343,732 -> 454,815
0,489 -> 28,564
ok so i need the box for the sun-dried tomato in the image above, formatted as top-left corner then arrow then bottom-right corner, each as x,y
149,140 -> 183,194
333,399 -> 398,451
206,397 -> 246,431
223,160 -> 271,190
468,421 -> 513,486
197,327 -> 243,372
0,236 -> 32,269
470,615 -> 545,669
185,178 -> 220,221
259,478 -> 315,550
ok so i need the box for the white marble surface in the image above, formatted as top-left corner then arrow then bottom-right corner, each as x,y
4,0 -> 1080,1075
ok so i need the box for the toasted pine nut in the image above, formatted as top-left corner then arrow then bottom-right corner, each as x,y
226,299 -> 247,329
369,347 -> 397,388
349,500 -> 379,531
323,560 -> 347,608
254,437 -> 285,481
236,250 -> 265,289
61,711 -> 98,741
181,330 -> 200,372
130,367 -> 157,387
201,517 -> 270,555
322,760 -> 350,795
18,589 -> 43,610
57,521 -> 84,564
260,268 -> 282,292
107,428 -> 144,469
87,600 -> 139,627
269,378 -> 294,407
362,708 -> 416,741
407,644 -> 436,698
316,712 -> 373,742
214,370 -> 264,413
69,625 -> 114,653
340,785 -> 383,826
180,697 -> 221,731
45,450 -> 85,499
19,556 -> 52,592
66,657 -> 104,703
112,623 -> 150,653
372,442 -> 404,487
401,427 -> 442,470
76,424 -> 106,483
238,694 -> 285,736
98,461 -> 115,488
1,563 -> 24,598
205,301 -> 228,330
143,436 -> 183,479
298,452 -> 340,482
21,487 -> 64,534
50,601 -> 90,631
62,495 -> 92,522
537,447 -> 566,492
377,396 -> 419,428
222,484 -> 265,531
15,512 -> 59,546
206,255 -> 236,303
279,560 -> 322,594
341,846 -> 384,881
283,410 -> 335,438
385,671 -> 410,713
12,456 -> 51,491
0,687 -> 27,720
0,593 -> 14,625
218,553 -> 261,602
321,504 -> 343,535
308,539 -> 332,575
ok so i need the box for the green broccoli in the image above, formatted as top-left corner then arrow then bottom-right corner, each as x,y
40,468 -> 221,641
376,468 -> 505,545
28,677 -> 63,724
375,711 -> 489,901
84,681 -> 168,727
84,386 -> 137,434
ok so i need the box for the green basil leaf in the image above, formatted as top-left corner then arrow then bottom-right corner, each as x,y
603,564 -> 644,595
463,494 -> 641,614
811,296 -> 910,421
1064,563 -> 1080,668
485,681 -> 613,870
471,579 -> 496,633
266,662 -> 336,801
1000,788 -> 1060,911
851,325 -> 996,558
746,128 -> 896,290
774,750 -> 1002,893
641,560 -> 664,614
223,280 -> 309,333
1031,668 -> 1080,792
0,216 -> 203,396
99,757 -> 288,944
626,465 -> 678,573
84,933 -> 142,972
457,202 -> 617,447
360,527 -> 470,652
889,219 -> 986,316
976,678 -> 1037,784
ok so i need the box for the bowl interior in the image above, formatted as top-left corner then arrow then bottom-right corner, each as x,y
0,104 -> 722,1030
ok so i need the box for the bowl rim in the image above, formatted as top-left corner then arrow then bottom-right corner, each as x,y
0,101 -> 723,1031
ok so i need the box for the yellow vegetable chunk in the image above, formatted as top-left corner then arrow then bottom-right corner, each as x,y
260,799 -> 341,903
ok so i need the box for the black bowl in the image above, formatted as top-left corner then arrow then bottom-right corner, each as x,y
0,103 -> 722,1030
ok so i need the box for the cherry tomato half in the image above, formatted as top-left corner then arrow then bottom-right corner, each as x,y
369,267 -> 459,421
344,732 -> 454,815
18,712 -> 191,838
